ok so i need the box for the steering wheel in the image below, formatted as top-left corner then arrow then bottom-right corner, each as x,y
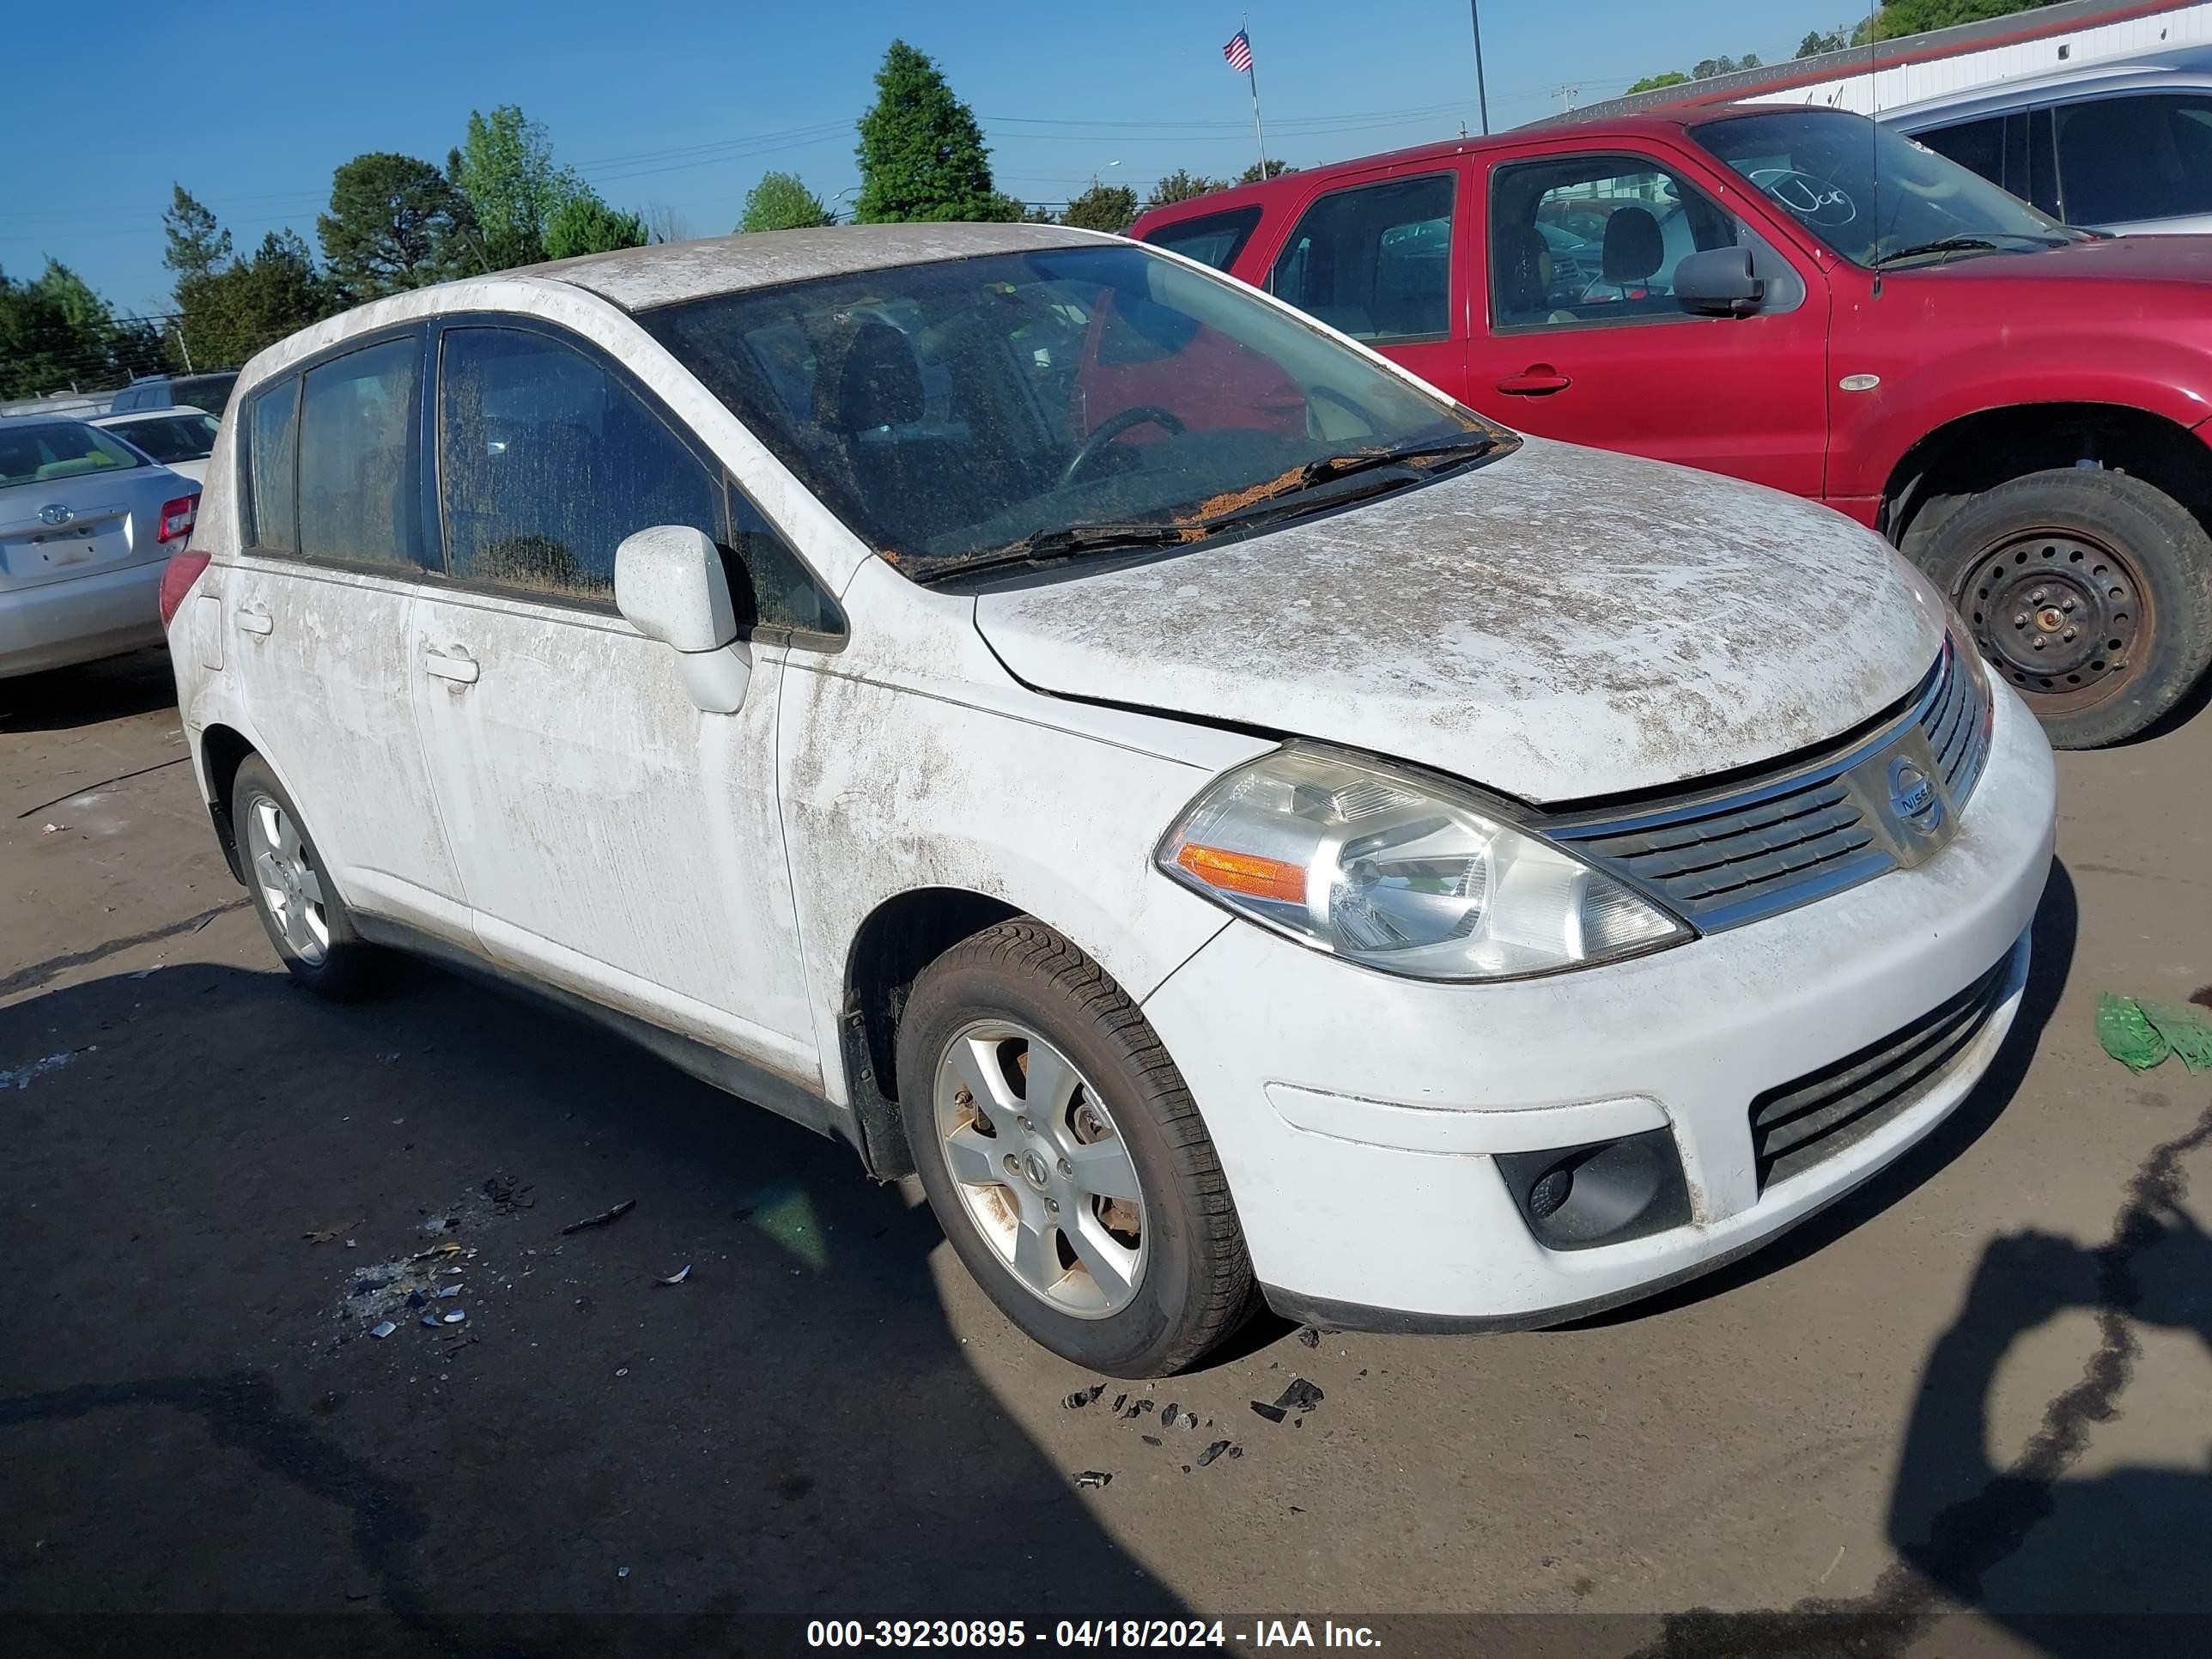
1305,385 -> 1381,439
1060,404 -> 1187,489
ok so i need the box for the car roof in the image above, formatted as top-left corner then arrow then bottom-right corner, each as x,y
1884,46 -> 2212,125
94,405 -> 209,424
521,222 -> 1109,310
1133,103 -> 1833,228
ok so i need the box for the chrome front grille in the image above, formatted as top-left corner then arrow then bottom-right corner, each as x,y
1547,640 -> 1992,933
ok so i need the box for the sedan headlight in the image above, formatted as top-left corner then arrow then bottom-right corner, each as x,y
1157,746 -> 1691,981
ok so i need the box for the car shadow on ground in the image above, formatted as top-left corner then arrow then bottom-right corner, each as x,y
0,647 -> 179,738
0,957 -> 1183,1654
1569,857 -> 2081,1333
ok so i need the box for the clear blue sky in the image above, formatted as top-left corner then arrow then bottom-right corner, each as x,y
1,0 -> 1860,316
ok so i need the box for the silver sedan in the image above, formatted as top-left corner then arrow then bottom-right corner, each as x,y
2,417 -> 201,679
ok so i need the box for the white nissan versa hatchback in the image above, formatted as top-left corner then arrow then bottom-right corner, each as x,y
162,224 -> 2056,1376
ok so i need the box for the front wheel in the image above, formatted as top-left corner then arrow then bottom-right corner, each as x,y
897,921 -> 1258,1376
1907,468 -> 2212,748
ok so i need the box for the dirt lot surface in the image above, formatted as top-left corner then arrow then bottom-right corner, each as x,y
4,648 -> 2209,1656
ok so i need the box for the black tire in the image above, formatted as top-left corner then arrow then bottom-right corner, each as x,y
1905,468 -> 2212,748
230,755 -> 384,1000
897,920 -> 1258,1376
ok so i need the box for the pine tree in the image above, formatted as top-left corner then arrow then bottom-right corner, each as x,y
854,40 -> 1003,222
163,185 -> 234,282
318,153 -> 475,301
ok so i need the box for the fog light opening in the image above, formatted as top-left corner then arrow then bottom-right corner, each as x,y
1495,1127 -> 1692,1251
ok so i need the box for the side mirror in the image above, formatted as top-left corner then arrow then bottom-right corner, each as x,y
615,524 -> 752,714
1673,247 -> 1765,318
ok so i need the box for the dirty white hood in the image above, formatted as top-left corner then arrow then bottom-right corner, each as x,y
973,438 -> 1947,805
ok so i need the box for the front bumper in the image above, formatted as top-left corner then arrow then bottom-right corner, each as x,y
0,560 -> 166,679
1139,681 -> 2057,1328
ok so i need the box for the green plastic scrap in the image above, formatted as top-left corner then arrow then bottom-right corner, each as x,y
2096,993 -> 2169,1073
2141,1001 -> 2212,1073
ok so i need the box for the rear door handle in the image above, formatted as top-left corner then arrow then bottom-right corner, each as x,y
1497,368 -> 1573,396
235,603 -> 273,635
423,648 -> 480,685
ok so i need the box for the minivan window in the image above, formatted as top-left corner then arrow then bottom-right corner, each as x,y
244,380 -> 298,551
2053,93 -> 2212,223
296,337 -> 424,570
641,242 -> 1498,580
1267,173 -> 1455,342
0,421 -> 146,489
1693,108 -> 2078,266
438,325 -> 726,606
1143,205 -> 1263,271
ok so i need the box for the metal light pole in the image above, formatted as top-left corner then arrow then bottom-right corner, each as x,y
1469,2 -> 1491,135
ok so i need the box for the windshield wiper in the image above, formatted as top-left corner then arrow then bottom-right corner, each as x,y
1870,233 -> 2061,268
1291,431 -> 1506,489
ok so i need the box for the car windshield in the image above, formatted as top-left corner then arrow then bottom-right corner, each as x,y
0,421 -> 148,489
109,411 -> 219,465
641,243 -> 1506,580
1692,108 -> 2081,267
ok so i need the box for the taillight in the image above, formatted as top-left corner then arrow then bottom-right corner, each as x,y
156,493 -> 198,544
158,550 -> 211,628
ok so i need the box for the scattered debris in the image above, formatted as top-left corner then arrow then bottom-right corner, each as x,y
617,1567 -> 630,1580
1820,1546 -> 1846,1585
482,1172 -> 536,1214
1121,1398 -> 1155,1420
2096,993 -> 2212,1073
441,1309 -> 466,1324
368,1321 -> 397,1340
1229,1445 -> 1243,1459
436,1283 -> 463,1298
420,1313 -> 441,1329
1297,1327 -> 1321,1349
1110,1392 -> 1128,1413
40,823 -> 64,834
1273,1377 -> 1326,1413
655,1265 -> 692,1286
129,967 -> 160,980
1195,1441 -> 1233,1468
562,1198 -> 637,1235
1251,1401 -> 1287,1425
1063,1384 -> 1106,1410
1074,1470 -> 1112,1489
1141,1434 -> 1163,1446
3,1049 -> 88,1091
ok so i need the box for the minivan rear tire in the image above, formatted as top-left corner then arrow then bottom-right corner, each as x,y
231,756 -> 384,1000
1907,468 -> 2212,749
897,920 -> 1259,1376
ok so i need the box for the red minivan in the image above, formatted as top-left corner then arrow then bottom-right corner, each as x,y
1133,102 -> 2212,748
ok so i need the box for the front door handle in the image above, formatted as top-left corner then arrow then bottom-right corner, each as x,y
1497,368 -> 1573,396
423,648 -> 480,685
235,603 -> 273,635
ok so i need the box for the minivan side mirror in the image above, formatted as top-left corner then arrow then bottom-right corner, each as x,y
1673,247 -> 1765,318
615,524 -> 752,714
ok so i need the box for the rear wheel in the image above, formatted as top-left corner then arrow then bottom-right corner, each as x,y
232,756 -> 383,999
1906,468 -> 2212,748
897,920 -> 1257,1376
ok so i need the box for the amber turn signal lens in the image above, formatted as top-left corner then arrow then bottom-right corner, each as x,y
1173,842 -> 1306,903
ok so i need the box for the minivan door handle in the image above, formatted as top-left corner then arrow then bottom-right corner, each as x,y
423,647 -> 480,685
235,603 -> 273,636
1497,367 -> 1573,397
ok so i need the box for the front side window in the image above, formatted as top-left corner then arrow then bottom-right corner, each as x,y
642,242 -> 1504,582
1693,108 -> 2079,268
1491,155 -> 1754,329
1143,206 -> 1263,272
1268,173 -> 1455,343
1912,116 -> 2007,189
244,380 -> 298,551
2053,93 -> 2212,224
111,412 -> 220,466
296,337 -> 423,569
0,422 -> 146,489
438,325 -> 723,607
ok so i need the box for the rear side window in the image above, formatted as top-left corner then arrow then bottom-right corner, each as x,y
1269,173 -> 1455,343
244,380 -> 300,552
2054,93 -> 2212,223
1143,206 -> 1262,271
296,337 -> 425,570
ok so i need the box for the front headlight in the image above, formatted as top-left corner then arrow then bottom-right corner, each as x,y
1156,745 -> 1691,981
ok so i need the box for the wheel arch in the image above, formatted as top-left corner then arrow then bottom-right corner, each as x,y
199,721 -> 260,885
1880,402 -> 2212,551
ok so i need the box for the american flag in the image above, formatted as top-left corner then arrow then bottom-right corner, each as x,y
1223,28 -> 1254,73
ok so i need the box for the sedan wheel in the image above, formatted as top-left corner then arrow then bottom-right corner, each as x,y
245,793 -> 331,966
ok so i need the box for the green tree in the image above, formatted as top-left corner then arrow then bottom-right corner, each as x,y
1144,170 -> 1228,210
162,185 -> 233,283
854,40 -> 1003,222
174,229 -> 336,369
32,260 -> 115,340
1061,183 -> 1139,234
1692,53 -> 1761,78
738,171 -> 836,232
1237,159 -> 1297,186
449,105 -> 580,269
1021,204 -> 1060,224
543,192 -> 649,259
1798,26 -> 1851,55
318,152 -> 474,301
1626,70 -> 1691,94
1874,0 -> 2056,40
0,268 -> 84,397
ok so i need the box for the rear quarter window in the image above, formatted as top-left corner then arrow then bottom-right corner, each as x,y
1142,205 -> 1263,271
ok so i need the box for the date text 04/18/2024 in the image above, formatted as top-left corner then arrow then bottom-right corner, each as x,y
804,1619 -> 1382,1648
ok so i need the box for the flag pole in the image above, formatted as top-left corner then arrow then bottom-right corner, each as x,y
1245,15 -> 1267,175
